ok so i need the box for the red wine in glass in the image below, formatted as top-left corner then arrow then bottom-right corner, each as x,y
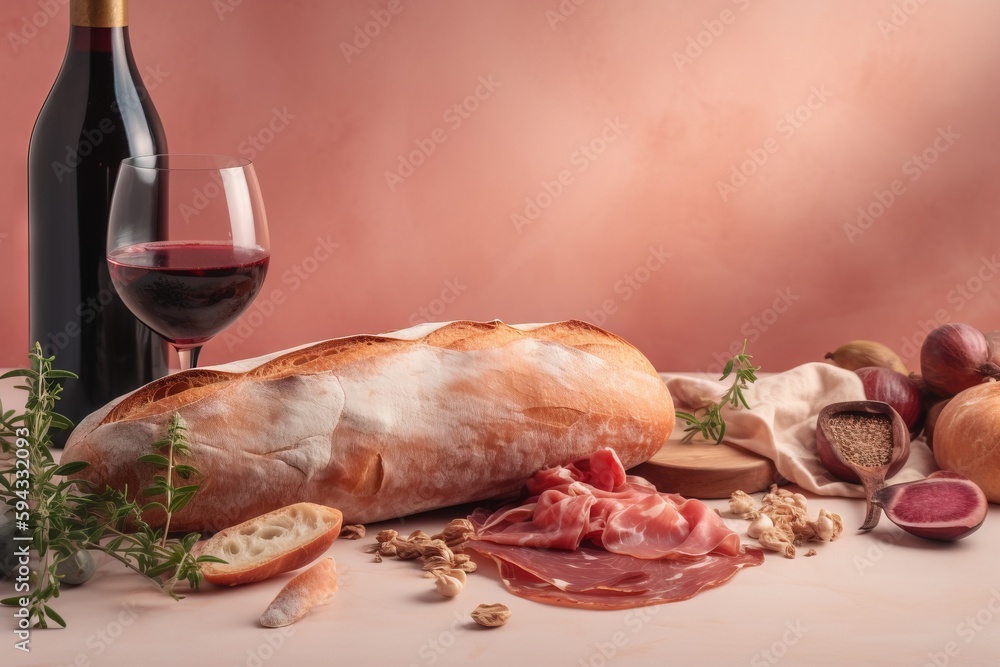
109,242 -> 270,363
108,153 -> 271,371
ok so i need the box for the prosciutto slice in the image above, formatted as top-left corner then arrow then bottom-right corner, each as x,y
465,448 -> 764,609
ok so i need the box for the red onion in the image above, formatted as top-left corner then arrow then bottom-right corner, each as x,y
854,367 -> 923,438
922,399 -> 950,450
872,472 -> 987,541
986,330 -> 1000,367
919,323 -> 1000,398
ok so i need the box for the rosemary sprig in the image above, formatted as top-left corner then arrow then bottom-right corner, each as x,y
138,414 -> 201,549
675,339 -> 760,445
0,344 -> 223,628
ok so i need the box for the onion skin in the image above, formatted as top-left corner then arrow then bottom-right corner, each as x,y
854,367 -> 923,438
934,382 -> 1000,503
825,340 -> 907,374
986,331 -> 1000,367
920,323 -> 1000,398
922,399 -> 950,450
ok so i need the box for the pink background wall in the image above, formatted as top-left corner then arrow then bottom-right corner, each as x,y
3,0 -> 1000,373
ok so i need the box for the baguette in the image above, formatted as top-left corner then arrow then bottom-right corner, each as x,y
63,320 -> 674,530
259,558 -> 339,628
198,503 -> 342,586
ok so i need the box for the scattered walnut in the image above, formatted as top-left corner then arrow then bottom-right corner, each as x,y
729,490 -> 757,519
733,485 -> 844,559
758,526 -> 796,558
395,542 -> 425,560
365,518 -> 481,593
340,524 -> 366,540
433,518 -> 476,549
471,603 -> 511,628
420,539 -> 454,561
805,549 -> 817,557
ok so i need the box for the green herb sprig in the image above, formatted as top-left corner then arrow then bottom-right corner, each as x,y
0,344 -> 223,628
675,339 -> 760,445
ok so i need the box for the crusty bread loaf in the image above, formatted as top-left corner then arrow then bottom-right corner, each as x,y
62,320 -> 674,530
197,503 -> 342,586
260,558 -> 339,628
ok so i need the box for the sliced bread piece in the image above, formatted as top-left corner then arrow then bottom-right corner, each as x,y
199,502 -> 342,586
260,557 -> 339,627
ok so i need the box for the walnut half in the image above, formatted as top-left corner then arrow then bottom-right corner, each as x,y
471,603 -> 511,628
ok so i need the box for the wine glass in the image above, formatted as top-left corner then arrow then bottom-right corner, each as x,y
107,154 -> 270,371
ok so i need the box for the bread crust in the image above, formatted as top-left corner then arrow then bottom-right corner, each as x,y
63,320 -> 674,530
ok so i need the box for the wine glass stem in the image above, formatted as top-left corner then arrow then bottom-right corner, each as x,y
176,346 -> 202,372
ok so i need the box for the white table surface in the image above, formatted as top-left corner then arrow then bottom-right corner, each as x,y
2,372 -> 999,667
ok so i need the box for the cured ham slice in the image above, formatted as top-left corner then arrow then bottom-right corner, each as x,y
468,541 -> 764,610
466,448 -> 764,609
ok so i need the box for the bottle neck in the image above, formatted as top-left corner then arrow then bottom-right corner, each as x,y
71,0 -> 128,28
67,24 -> 130,54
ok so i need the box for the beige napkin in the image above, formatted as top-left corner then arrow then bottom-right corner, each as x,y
659,362 -> 937,498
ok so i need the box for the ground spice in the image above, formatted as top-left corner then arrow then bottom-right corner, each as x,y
827,412 -> 893,467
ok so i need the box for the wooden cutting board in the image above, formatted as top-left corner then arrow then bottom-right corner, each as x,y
631,440 -> 777,499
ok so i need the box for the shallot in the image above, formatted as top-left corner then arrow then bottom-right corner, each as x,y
920,323 -> 1000,398
825,340 -> 907,374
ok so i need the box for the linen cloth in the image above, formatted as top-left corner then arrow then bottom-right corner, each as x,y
660,363 -> 937,497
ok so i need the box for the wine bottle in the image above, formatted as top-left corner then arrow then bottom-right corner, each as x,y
28,0 -> 168,446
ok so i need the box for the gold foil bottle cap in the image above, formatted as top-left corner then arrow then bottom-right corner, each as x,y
71,0 -> 128,27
